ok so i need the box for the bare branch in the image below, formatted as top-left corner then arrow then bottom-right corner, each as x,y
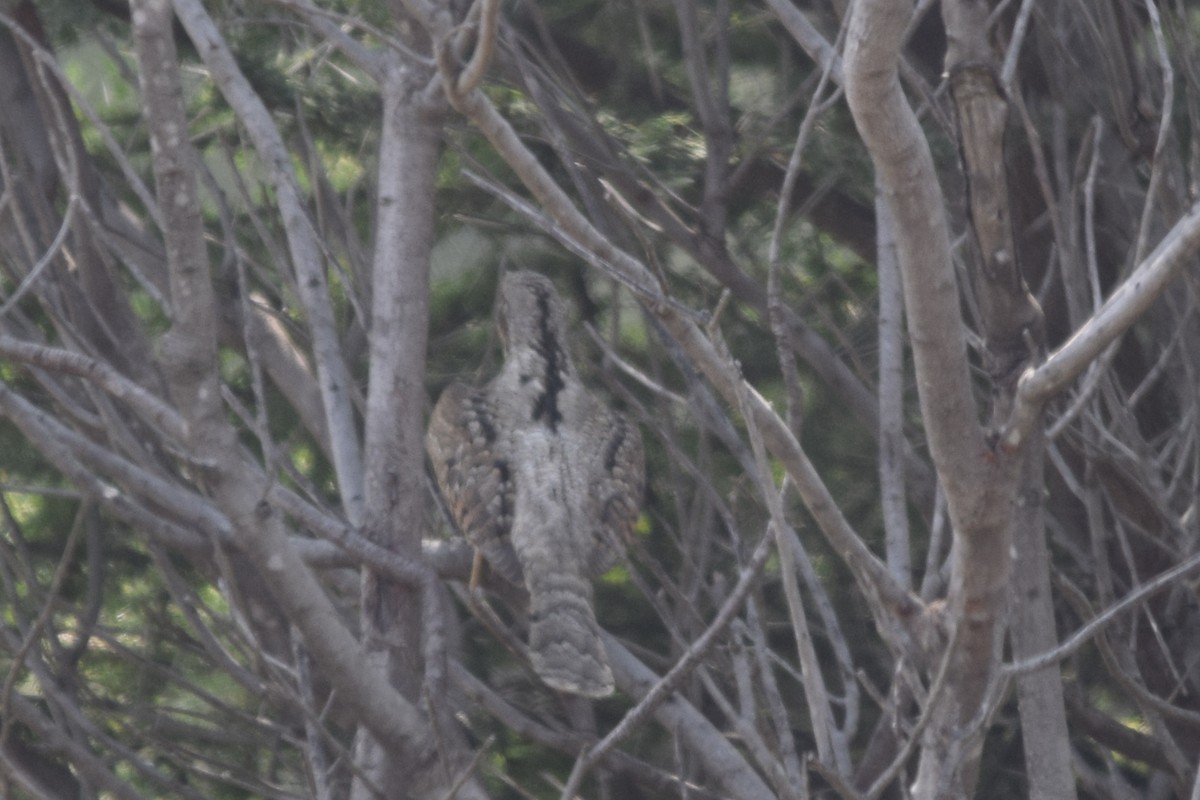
603,634 -> 779,800
1007,548 -> 1200,677
845,0 -> 986,491
762,0 -> 844,85
0,335 -> 186,441
876,181 -> 910,589
453,0 -> 499,95
170,0 -> 366,524
560,531 -> 773,799
1003,200 -> 1200,450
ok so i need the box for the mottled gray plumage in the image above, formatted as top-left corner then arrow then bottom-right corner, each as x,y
427,271 -> 644,697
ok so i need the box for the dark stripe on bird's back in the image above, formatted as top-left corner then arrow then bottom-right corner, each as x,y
531,286 -> 566,430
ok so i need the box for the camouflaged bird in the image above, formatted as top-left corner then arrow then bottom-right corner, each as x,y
426,271 -> 644,697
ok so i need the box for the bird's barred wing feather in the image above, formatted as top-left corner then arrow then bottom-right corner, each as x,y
426,382 -> 524,585
582,409 -> 644,578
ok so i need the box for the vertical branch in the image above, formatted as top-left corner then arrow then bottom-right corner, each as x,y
942,3 -> 1071,798
733,342 -> 846,773
351,59 -> 481,798
944,3 -> 1044,395
360,65 -> 441,689
672,0 -> 732,241
170,0 -> 366,525
767,74 -> 841,435
845,0 -> 985,490
130,2 -> 443,778
876,179 -> 910,589
742,601 -> 807,798
130,0 -> 218,426
1007,426 -> 1076,800
1133,0 -> 1175,266
761,64 -> 859,777
847,0 -> 1021,794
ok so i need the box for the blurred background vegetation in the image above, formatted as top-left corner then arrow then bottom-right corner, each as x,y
2,0 -> 1199,798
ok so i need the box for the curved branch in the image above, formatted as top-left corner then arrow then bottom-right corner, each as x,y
844,0 -> 985,488
454,0 -> 499,95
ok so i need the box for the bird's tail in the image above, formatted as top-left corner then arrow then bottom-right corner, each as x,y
526,569 -> 615,698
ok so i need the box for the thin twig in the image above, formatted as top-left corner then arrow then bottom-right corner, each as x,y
1134,0 -> 1175,266
0,195 -> 78,319
1006,548 -> 1200,676
999,0 -> 1037,89
558,531 -> 773,800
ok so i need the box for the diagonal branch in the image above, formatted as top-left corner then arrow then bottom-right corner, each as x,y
0,335 -> 187,442
442,76 -> 920,643
1001,199 -> 1200,451
169,0 -> 366,525
133,1 -> 442,775
559,530 -> 773,800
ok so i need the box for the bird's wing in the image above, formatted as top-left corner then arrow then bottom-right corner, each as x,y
426,382 -> 524,585
582,409 -> 644,577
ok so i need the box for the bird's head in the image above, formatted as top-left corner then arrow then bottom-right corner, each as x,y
497,271 -> 570,360
496,271 -> 576,428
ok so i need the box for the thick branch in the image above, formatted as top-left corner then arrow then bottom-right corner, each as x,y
134,0 -> 440,778
131,0 -> 218,425
942,4 -> 1070,798
846,2 -> 1014,795
170,0 -> 366,524
945,10 -> 1043,391
844,0 -> 985,492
